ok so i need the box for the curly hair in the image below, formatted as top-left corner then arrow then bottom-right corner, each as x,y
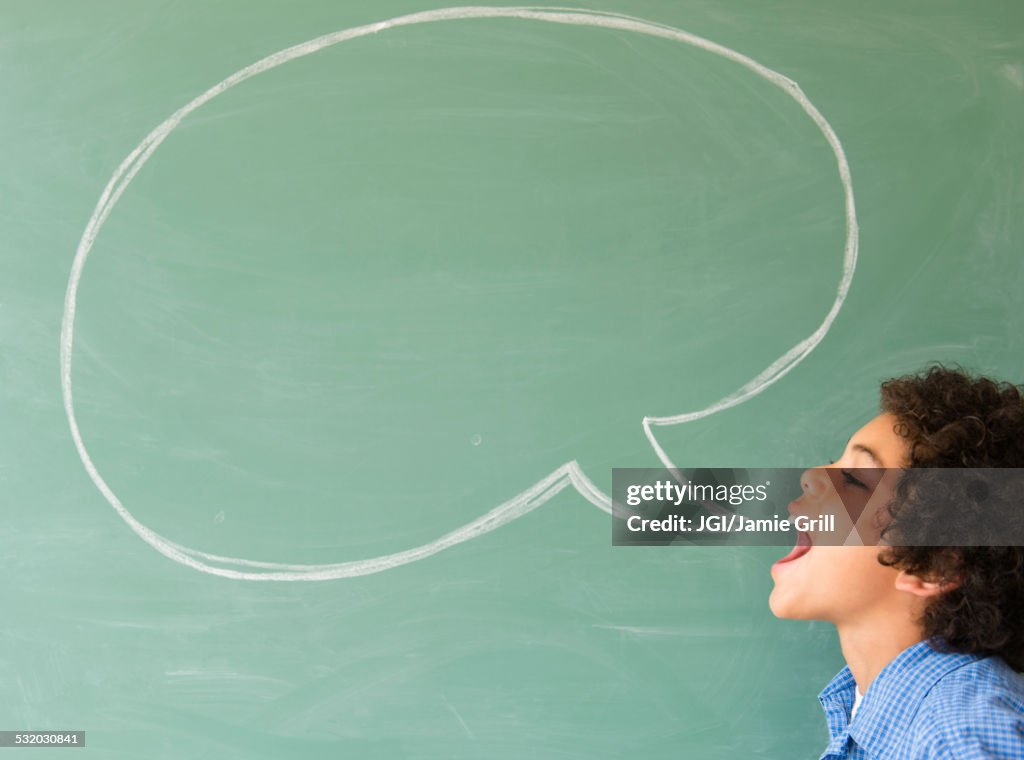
876,364 -> 1024,670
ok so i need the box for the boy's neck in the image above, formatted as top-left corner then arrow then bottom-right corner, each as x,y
836,617 -> 926,694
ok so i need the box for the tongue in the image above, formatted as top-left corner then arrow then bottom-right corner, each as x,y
777,531 -> 812,564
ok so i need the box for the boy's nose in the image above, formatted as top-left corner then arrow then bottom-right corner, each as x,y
800,467 -> 830,497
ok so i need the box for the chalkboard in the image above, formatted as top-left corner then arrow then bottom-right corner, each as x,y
3,1 -> 1023,757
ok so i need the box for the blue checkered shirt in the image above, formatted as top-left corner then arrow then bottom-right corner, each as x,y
818,639 -> 1024,759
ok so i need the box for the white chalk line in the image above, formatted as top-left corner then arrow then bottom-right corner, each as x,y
61,7 -> 857,581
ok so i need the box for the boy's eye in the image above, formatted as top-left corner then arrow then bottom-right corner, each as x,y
841,469 -> 866,489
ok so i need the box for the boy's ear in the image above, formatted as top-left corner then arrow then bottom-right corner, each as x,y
894,570 -> 958,598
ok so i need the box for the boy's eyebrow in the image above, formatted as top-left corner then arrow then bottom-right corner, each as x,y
850,443 -> 883,467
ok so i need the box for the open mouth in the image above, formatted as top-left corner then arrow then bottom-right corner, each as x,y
774,531 -> 812,565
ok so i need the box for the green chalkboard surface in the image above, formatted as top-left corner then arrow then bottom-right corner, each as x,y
3,1 -> 1023,757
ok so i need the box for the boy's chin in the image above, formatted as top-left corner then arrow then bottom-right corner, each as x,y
768,592 -> 791,619
768,589 -> 817,620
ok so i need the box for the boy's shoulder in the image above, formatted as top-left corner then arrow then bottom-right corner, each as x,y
908,655 -> 1024,758
920,654 -> 1024,713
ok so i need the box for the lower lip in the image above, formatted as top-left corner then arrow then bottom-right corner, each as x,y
773,532 -> 812,568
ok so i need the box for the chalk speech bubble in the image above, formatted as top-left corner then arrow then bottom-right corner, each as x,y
61,7 -> 857,580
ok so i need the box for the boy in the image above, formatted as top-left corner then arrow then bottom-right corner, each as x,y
770,365 -> 1024,759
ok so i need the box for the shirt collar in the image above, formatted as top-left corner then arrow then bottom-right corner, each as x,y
818,639 -> 979,758
818,665 -> 857,756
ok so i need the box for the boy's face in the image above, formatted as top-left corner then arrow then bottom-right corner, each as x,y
768,413 -> 912,625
